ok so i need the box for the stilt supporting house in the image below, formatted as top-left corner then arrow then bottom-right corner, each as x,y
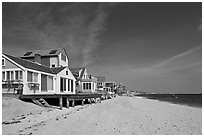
72,100 -> 75,107
20,93 -> 103,109
66,98 -> 69,108
59,96 -> 63,109
98,98 -> 101,103
82,99 -> 85,106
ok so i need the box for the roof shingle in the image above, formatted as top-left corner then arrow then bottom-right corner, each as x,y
3,53 -> 66,74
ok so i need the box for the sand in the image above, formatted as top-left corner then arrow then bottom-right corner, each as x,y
2,96 -> 202,135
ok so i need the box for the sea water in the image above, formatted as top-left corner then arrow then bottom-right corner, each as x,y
135,94 -> 202,108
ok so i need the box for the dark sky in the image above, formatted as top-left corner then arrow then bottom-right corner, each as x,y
2,2 -> 202,93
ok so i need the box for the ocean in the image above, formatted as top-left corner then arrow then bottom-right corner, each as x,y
134,94 -> 202,108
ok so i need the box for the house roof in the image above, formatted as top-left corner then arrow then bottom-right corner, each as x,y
70,68 -> 86,79
50,67 -> 66,74
95,76 -> 105,82
3,53 -> 66,75
20,48 -> 68,58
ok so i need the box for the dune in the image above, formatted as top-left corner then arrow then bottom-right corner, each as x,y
2,96 -> 202,135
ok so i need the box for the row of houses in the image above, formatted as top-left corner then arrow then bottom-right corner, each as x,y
2,48 -> 126,96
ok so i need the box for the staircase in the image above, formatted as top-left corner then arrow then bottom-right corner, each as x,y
32,98 -> 50,107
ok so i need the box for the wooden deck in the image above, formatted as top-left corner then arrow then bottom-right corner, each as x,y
19,93 -> 103,100
19,93 -> 105,109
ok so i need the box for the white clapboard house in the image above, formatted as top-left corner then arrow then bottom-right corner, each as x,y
2,48 -> 76,95
70,68 -> 98,93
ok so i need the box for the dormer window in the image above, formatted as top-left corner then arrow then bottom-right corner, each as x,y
24,51 -> 32,56
61,54 -> 66,62
2,58 -> 5,67
49,50 -> 57,54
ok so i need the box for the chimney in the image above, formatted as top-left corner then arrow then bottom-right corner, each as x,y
34,54 -> 41,65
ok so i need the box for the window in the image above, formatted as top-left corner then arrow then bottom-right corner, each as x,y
15,71 -> 18,80
33,73 -> 38,82
10,71 -> 13,80
24,52 -> 32,56
89,83 -> 91,89
71,80 -> 73,92
2,72 -> 5,81
83,83 -> 91,90
61,53 -> 66,62
27,71 -> 38,82
52,64 -> 55,67
2,58 -> 5,67
49,49 -> 57,54
27,71 -> 32,82
47,76 -> 53,90
7,71 -> 10,80
68,79 -> 70,91
66,71 -> 68,75
19,71 -> 23,79
15,71 -> 23,80
60,77 -> 66,92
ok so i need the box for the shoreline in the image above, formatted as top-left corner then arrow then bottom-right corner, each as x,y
134,96 -> 202,109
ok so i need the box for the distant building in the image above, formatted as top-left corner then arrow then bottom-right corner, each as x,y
104,81 -> 116,93
95,76 -> 105,90
70,68 -> 97,93
2,48 -> 76,95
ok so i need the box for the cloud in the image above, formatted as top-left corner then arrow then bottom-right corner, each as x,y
93,45 -> 202,93
150,46 -> 202,69
81,3 -> 109,66
3,3 -> 116,67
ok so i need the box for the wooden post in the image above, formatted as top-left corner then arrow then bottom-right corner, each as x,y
98,98 -> 101,103
59,97 -> 63,109
72,100 -> 75,107
66,98 -> 69,108
82,99 -> 84,106
88,99 -> 91,104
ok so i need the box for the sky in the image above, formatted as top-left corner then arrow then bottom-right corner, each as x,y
2,2 -> 202,93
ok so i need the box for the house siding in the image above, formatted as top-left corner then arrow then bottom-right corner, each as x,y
2,57 -> 19,69
41,57 -> 50,67
59,53 -> 68,67
55,68 -> 76,94
50,57 -> 58,67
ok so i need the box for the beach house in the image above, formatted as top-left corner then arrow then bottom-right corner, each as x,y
95,76 -> 106,91
2,48 -> 76,95
70,68 -> 98,93
105,81 -> 117,93
20,48 -> 69,68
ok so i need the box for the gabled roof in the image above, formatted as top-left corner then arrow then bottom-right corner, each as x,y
3,53 -> 66,75
20,48 -> 68,58
70,68 -> 86,79
50,67 -> 66,74
95,76 -> 105,82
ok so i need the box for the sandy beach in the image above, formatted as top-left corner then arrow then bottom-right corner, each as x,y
2,96 -> 202,135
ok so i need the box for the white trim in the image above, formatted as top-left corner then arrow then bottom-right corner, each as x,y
2,68 -> 23,71
26,68 -> 56,77
2,54 -> 25,71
